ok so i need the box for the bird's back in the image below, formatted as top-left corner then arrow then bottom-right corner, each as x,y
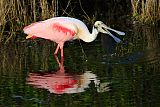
23,17 -> 89,42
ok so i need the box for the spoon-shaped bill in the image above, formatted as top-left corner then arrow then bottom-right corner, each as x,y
106,26 -> 125,35
107,30 -> 122,43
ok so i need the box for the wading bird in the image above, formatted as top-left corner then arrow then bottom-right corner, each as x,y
27,56 -> 101,94
23,17 -> 125,59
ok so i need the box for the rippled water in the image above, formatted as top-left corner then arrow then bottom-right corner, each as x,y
0,25 -> 160,107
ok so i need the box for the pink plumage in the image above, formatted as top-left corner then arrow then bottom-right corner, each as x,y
23,17 -> 125,60
23,17 -> 80,59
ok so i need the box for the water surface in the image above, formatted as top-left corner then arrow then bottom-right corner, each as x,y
0,25 -> 160,107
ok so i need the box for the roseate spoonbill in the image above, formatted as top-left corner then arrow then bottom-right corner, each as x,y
27,71 -> 100,94
23,17 -> 125,59
27,56 -> 100,94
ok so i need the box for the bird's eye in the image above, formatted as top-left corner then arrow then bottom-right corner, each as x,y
97,22 -> 103,26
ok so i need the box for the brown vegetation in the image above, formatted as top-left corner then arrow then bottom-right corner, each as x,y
0,0 -> 58,44
131,0 -> 160,24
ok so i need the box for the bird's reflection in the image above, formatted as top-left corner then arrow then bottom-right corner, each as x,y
26,56 -> 109,94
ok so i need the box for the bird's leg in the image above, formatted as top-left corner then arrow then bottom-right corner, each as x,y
55,55 -> 64,67
54,43 -> 64,60
60,47 -> 64,60
54,44 -> 60,55
55,55 -> 65,73
59,42 -> 64,60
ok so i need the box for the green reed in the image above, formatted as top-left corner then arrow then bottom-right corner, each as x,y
0,0 -> 58,44
116,25 -> 160,57
131,0 -> 160,24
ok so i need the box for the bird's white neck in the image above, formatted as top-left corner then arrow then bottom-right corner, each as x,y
79,26 -> 99,43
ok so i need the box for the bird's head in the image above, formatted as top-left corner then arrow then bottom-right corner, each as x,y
93,21 -> 125,43
94,21 -> 109,33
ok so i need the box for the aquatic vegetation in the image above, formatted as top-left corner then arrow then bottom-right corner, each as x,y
131,0 -> 160,24
0,0 -> 58,44
0,0 -> 160,44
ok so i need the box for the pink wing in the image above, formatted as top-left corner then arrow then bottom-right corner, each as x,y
23,20 -> 76,42
27,73 -> 78,94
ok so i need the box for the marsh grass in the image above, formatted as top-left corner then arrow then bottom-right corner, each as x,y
0,0 -> 93,44
0,0 -> 58,44
116,25 -> 160,57
131,0 -> 160,24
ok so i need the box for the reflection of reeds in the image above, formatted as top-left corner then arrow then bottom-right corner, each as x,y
116,25 -> 160,63
0,41 -> 57,106
131,0 -> 160,24
0,0 -> 58,43
0,41 -> 54,74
